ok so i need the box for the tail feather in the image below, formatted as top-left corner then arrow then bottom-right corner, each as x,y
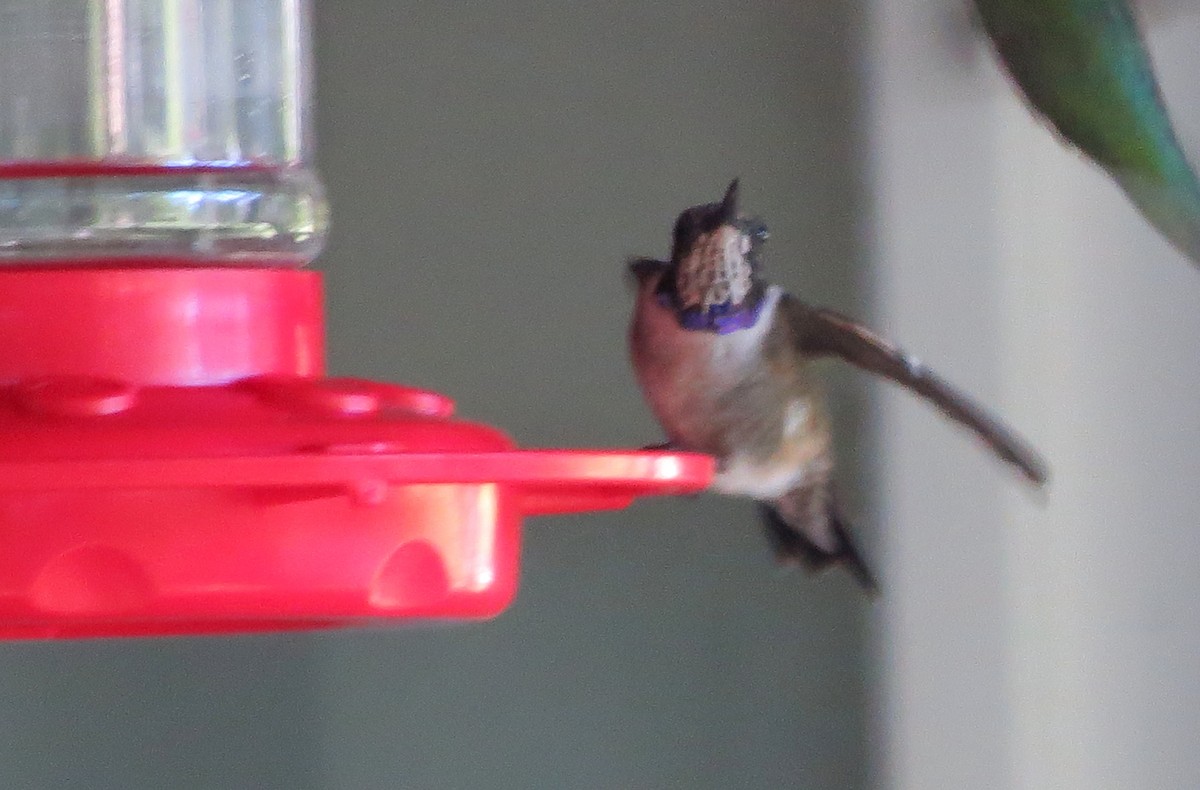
758,502 -> 879,595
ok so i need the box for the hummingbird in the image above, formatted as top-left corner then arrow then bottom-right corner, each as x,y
975,0 -> 1200,264
628,181 -> 1048,591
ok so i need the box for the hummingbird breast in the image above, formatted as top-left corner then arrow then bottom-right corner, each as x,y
629,281 -> 831,499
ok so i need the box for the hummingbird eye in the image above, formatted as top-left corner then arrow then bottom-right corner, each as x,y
734,214 -> 772,240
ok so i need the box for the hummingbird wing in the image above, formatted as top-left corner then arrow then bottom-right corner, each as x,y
975,0 -> 1200,264
781,294 -> 1049,487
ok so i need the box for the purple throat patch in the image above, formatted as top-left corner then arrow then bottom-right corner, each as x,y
658,291 -> 765,334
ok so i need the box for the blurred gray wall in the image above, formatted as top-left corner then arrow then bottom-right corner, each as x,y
0,3 -> 873,790
314,3 -> 872,789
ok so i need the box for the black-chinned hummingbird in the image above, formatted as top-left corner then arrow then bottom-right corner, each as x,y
628,181 -> 1048,592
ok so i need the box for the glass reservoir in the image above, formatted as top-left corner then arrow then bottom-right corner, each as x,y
0,0 -> 327,264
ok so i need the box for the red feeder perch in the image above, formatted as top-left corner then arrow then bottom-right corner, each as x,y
0,1 -> 712,638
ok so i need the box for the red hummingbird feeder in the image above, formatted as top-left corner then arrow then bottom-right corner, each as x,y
0,0 -> 711,639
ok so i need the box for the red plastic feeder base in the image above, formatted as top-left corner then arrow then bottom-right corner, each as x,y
0,267 -> 713,638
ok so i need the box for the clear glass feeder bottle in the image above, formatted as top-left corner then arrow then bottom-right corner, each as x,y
0,0 -> 327,265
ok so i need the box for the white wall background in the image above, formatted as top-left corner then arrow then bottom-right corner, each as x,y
869,2 -> 1200,788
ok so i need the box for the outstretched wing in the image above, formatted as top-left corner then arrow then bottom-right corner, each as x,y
781,294 -> 1048,487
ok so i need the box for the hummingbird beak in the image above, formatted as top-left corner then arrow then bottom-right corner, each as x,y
719,179 -> 739,224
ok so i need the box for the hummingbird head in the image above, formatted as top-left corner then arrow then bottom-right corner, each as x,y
667,179 -> 769,317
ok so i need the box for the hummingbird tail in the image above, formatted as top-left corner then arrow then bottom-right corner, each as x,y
758,502 -> 879,595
